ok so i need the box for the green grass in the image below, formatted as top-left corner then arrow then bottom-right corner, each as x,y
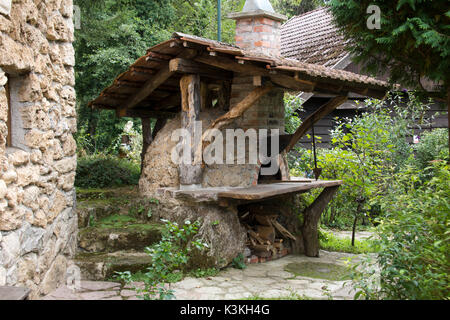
319,230 -> 379,254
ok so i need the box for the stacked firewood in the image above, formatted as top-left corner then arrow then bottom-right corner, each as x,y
240,212 -> 296,258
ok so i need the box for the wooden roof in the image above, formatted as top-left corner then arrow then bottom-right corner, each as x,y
89,32 -> 390,115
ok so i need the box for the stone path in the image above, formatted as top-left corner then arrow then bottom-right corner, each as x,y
43,250 -> 359,300
329,229 -> 376,241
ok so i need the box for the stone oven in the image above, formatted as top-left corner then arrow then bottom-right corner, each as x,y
89,1 -> 389,267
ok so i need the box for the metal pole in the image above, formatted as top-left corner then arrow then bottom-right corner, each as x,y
218,0 -> 222,41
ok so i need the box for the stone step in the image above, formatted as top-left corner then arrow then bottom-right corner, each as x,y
76,202 -> 118,228
78,222 -> 163,253
74,251 -> 152,281
76,186 -> 139,201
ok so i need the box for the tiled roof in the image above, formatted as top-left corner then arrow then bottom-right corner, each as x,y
281,7 -> 349,67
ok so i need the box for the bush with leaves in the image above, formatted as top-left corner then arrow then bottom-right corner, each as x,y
75,154 -> 140,188
116,219 -> 208,300
414,128 -> 449,170
351,162 -> 450,300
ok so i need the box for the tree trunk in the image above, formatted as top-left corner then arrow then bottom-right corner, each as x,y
302,186 -> 340,257
447,85 -> 449,159
352,198 -> 365,246
141,117 -> 152,173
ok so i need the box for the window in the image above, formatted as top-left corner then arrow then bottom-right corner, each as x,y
4,74 -> 29,152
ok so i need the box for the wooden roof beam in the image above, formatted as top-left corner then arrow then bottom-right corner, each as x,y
285,95 -> 348,153
124,108 -> 177,119
194,54 -> 315,92
169,58 -> 233,80
124,63 -> 174,111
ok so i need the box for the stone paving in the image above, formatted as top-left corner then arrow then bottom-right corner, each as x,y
43,250 -> 359,300
330,230 -> 376,241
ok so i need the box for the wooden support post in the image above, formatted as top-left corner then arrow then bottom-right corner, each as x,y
152,118 -> 167,141
217,80 -> 231,111
302,186 -> 340,257
285,96 -> 347,153
179,74 -> 202,188
141,117 -> 152,172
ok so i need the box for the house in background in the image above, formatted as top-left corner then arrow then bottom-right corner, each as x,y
281,7 -> 448,148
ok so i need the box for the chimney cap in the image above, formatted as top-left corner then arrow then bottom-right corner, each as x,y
243,0 -> 275,12
228,0 -> 287,22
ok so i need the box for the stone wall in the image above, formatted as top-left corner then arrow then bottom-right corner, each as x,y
0,0 -> 77,299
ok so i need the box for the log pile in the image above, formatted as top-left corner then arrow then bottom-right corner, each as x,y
240,211 -> 296,261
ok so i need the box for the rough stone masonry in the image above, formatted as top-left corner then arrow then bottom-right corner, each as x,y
0,0 -> 77,299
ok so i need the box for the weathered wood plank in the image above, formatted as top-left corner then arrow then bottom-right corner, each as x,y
217,80 -> 231,111
179,74 -> 202,187
125,63 -> 174,110
169,58 -> 233,80
152,118 -> 167,141
218,180 -> 342,200
141,117 -> 152,172
285,96 -> 347,153
271,219 -> 297,241
195,54 -> 315,92
125,109 -> 176,118
208,84 -> 273,132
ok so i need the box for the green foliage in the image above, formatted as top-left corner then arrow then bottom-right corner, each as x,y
75,154 -> 140,188
273,0 -> 324,18
74,0 -> 245,155
231,253 -> 247,270
189,267 -> 220,278
116,219 -> 208,300
414,128 -> 449,170
290,93 -> 436,229
318,229 -> 378,254
351,162 -> 450,300
329,0 -> 450,96
284,93 -> 303,134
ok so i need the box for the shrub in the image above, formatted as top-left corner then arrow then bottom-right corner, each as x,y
351,162 -> 450,300
115,219 -> 208,300
414,128 -> 449,169
75,154 -> 140,188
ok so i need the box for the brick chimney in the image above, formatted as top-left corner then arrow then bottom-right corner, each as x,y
228,0 -> 287,57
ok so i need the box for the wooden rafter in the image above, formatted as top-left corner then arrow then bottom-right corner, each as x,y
199,83 -> 273,158
124,64 -> 174,111
195,54 -> 315,92
285,95 -> 348,153
169,58 -> 233,80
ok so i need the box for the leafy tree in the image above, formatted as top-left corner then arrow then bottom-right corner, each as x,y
74,0 -> 245,154
328,0 -> 450,98
351,161 -> 450,300
273,0 -> 325,18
